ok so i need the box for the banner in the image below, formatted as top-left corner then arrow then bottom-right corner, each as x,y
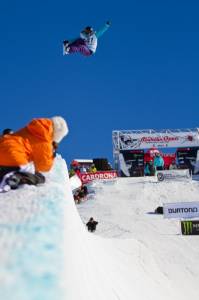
163,201 -> 199,219
181,220 -> 199,235
156,169 -> 190,182
113,129 -> 199,150
79,171 -> 118,184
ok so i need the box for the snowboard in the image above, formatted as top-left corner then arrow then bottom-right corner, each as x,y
63,41 -> 70,56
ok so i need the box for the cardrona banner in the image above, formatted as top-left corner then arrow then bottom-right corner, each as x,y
79,171 -> 118,184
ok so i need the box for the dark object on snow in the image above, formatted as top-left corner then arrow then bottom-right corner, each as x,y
155,206 -> 164,214
6,172 -> 45,189
0,166 -> 20,182
86,217 -> 98,232
74,185 -> 88,204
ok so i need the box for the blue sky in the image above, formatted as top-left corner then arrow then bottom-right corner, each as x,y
0,0 -> 199,165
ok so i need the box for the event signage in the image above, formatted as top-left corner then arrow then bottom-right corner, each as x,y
79,171 -> 118,184
112,129 -> 199,150
163,202 -> 199,219
157,169 -> 190,182
181,220 -> 199,235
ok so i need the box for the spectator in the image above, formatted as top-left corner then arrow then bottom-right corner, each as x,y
169,160 -> 178,170
80,165 -> 87,173
0,116 -> 68,192
88,163 -> 97,173
70,161 -> 81,177
74,166 -> 81,177
69,168 -> 75,178
153,153 -> 164,171
73,185 -> 88,204
144,161 -> 155,176
148,160 -> 156,175
144,162 -> 150,176
74,189 -> 82,204
86,217 -> 98,232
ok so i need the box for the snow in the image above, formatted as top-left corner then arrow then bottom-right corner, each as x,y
1,156 -> 199,299
77,177 -> 199,300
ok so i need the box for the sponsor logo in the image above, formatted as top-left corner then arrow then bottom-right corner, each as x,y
181,220 -> 199,235
163,202 -> 199,219
80,171 -> 118,183
157,173 -> 164,181
168,207 -> 198,214
181,221 -> 193,235
141,136 -> 179,143
157,170 -> 190,182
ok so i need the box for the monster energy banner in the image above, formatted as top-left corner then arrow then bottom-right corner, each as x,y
163,201 -> 199,219
181,220 -> 199,235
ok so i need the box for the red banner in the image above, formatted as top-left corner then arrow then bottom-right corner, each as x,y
79,171 -> 118,184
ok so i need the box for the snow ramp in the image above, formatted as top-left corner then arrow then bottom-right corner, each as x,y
0,157 -> 199,300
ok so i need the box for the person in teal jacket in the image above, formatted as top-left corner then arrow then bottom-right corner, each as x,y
153,153 -> 164,170
63,21 -> 111,56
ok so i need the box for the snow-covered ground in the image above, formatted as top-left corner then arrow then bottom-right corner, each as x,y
1,157 -> 199,300
77,176 -> 199,300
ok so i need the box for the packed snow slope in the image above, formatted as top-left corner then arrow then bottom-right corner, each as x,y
1,156 -> 199,300
77,176 -> 199,300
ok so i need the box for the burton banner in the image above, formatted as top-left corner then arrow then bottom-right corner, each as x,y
163,201 -> 199,219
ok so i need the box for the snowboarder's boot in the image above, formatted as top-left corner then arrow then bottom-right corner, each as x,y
63,40 -> 69,46
63,40 -> 70,55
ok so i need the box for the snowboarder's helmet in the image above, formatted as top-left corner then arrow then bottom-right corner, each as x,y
85,26 -> 94,33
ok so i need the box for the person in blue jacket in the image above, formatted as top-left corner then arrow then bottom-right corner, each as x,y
63,21 -> 111,56
153,153 -> 164,171
144,161 -> 156,176
144,162 -> 150,176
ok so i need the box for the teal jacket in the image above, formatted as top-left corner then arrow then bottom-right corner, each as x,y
154,156 -> 164,168
95,23 -> 110,38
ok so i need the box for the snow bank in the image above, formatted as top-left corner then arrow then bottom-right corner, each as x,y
0,156 -> 68,300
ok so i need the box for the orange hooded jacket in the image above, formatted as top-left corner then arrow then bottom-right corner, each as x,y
0,119 -> 54,172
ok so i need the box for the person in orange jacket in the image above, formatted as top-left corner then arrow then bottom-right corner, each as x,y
0,116 -> 68,190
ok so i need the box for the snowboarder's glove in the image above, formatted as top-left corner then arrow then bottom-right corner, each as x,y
106,21 -> 111,26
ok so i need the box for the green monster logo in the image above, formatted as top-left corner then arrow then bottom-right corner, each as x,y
182,221 -> 193,235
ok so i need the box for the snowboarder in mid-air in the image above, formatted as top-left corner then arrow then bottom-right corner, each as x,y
63,21 -> 111,56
